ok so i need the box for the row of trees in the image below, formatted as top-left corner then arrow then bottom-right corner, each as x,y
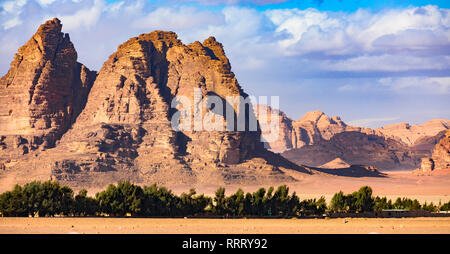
330,186 -> 444,213
0,181 -> 449,217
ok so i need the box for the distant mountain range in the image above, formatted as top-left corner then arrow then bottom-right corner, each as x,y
255,105 -> 449,170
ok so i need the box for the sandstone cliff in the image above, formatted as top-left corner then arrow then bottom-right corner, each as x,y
254,105 -> 449,170
255,106 -> 378,153
0,18 -> 95,158
413,130 -> 450,175
0,19 -> 305,190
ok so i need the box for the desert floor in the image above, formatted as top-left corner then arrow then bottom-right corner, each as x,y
163,170 -> 450,205
0,217 -> 449,234
1,169 -> 449,205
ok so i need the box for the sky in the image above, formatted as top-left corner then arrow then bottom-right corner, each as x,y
0,0 -> 449,128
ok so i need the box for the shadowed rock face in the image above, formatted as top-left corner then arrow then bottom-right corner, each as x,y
0,18 -> 96,156
281,131 -> 430,171
432,130 -> 450,170
413,130 -> 450,175
254,105 -> 448,171
0,19 -> 303,190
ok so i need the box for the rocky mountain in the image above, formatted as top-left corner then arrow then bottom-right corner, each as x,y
281,131 -> 419,170
0,18 -> 307,190
0,18 -> 96,156
255,105 -> 449,170
256,107 -> 378,153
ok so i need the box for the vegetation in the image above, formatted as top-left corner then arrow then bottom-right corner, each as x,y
0,182 -> 448,217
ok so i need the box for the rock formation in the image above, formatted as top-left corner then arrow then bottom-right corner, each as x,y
319,158 -> 350,169
254,107 -> 379,153
376,119 -> 450,146
253,104 -> 294,153
413,130 -> 450,175
431,130 -> 450,169
0,19 -> 306,190
281,131 -> 421,170
253,106 -> 449,170
0,18 -> 96,158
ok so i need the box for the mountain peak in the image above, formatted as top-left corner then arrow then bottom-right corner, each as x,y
298,110 -> 326,122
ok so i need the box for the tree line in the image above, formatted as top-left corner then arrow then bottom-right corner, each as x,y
0,181 -> 448,217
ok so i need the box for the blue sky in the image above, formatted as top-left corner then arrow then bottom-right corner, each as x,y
0,0 -> 449,128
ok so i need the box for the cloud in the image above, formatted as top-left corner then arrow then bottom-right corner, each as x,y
266,5 -> 450,57
133,6 -> 223,31
180,0 -> 289,5
379,77 -> 450,95
55,0 -> 105,30
36,0 -> 57,7
1,0 -> 27,29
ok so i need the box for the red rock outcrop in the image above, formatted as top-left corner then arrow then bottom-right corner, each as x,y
412,130 -> 450,175
431,130 -> 450,170
253,106 -> 449,170
0,18 -> 96,158
281,131 -> 421,170
0,20 -> 305,190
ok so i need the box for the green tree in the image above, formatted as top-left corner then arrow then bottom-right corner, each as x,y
211,187 -> 227,216
353,186 -> 374,212
96,181 -> 144,216
74,189 -> 98,216
226,188 -> 245,216
252,188 -> 266,216
330,191 -> 346,212
0,185 -> 27,216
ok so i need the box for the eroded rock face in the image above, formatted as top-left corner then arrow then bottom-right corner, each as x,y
281,131 -> 425,170
253,106 -> 449,171
412,130 -> 450,175
0,18 -> 96,156
420,158 -> 435,172
431,130 -> 450,170
0,23 -> 300,189
255,107 -> 377,153
253,104 -> 294,153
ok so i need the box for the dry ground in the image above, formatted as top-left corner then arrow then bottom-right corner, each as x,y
0,217 -> 449,234
165,170 -> 450,205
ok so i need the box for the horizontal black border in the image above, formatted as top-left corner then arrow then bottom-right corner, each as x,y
1,234 -> 448,252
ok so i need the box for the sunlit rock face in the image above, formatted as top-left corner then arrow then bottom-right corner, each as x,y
0,19 -> 302,190
0,18 -> 95,156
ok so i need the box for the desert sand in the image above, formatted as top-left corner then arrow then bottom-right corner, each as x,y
161,170 -> 450,205
0,217 -> 449,234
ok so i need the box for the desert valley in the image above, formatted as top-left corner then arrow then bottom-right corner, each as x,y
0,18 -> 449,200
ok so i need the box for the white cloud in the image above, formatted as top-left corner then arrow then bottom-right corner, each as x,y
105,1 -> 125,13
56,0 -> 105,30
133,6 -> 222,31
379,77 -> 450,95
1,0 -> 27,14
265,5 -> 450,57
36,0 -> 57,7
3,16 -> 22,30
1,0 -> 27,29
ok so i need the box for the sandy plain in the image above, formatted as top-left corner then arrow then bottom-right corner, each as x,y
0,217 -> 449,234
